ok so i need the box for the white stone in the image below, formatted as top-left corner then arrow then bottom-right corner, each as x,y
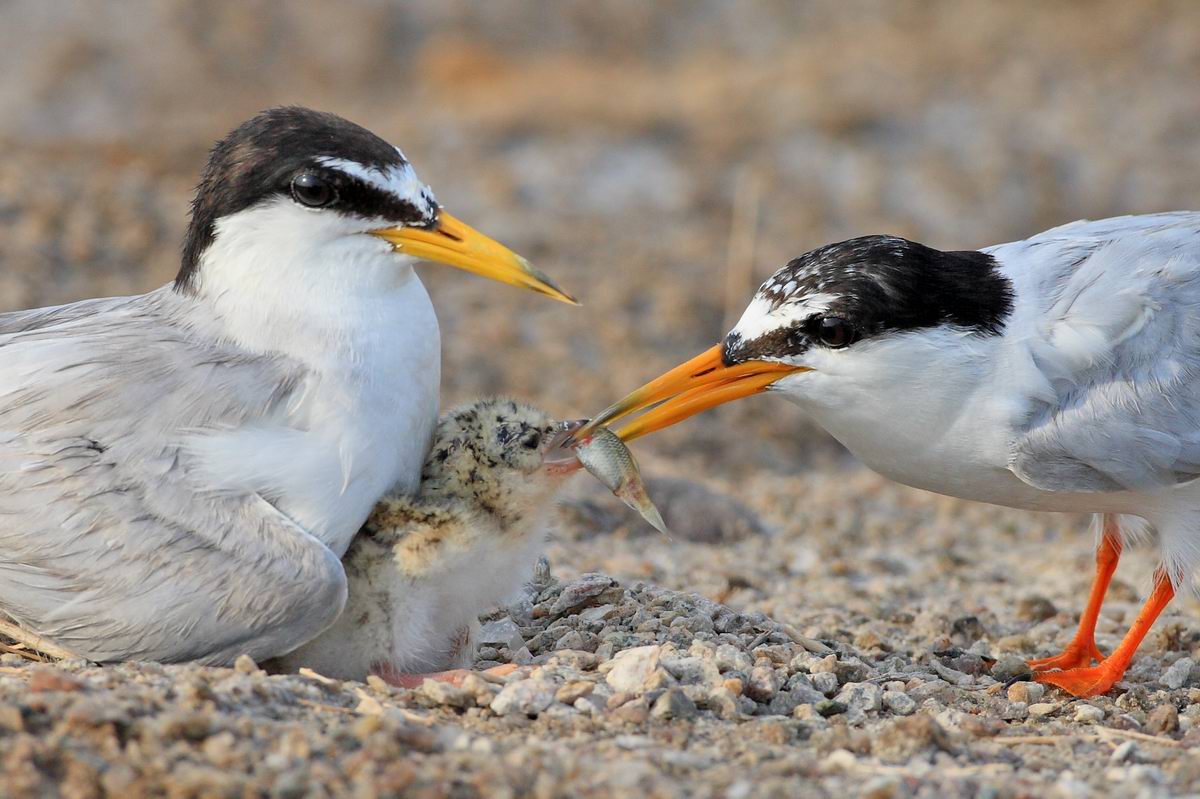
489,679 -> 554,716
604,645 -> 663,693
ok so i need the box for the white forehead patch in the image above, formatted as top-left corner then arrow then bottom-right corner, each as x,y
730,291 -> 839,341
316,156 -> 437,214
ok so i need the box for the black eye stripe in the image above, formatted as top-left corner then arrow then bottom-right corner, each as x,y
290,167 -> 429,225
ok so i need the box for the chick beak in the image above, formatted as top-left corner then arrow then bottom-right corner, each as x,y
542,418 -> 588,476
370,211 -> 578,305
575,344 -> 806,443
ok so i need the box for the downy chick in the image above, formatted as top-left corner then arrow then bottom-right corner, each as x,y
275,399 -> 580,682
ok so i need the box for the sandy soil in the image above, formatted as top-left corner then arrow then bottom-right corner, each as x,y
2,2 -> 1200,796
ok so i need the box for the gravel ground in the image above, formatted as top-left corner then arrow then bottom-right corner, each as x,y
3,2 -> 1200,796
2,551 -> 1198,797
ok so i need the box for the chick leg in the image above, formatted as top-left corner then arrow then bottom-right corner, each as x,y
1035,569 -> 1174,697
1027,515 -> 1121,671
371,663 -> 518,689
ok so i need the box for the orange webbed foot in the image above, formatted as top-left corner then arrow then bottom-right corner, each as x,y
1034,660 -> 1127,697
1027,640 -> 1105,672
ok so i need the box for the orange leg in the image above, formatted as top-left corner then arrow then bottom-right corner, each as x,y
1036,570 -> 1175,697
371,663 -> 518,689
1028,515 -> 1122,672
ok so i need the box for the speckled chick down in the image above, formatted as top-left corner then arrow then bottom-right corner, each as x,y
274,399 -> 572,680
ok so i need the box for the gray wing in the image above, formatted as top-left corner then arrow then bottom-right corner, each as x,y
0,287 -> 345,663
1004,214 -> 1200,492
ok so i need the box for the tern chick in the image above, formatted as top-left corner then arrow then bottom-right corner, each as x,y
275,399 -> 579,682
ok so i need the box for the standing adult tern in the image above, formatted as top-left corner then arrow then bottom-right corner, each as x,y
0,106 -> 575,665
582,212 -> 1200,697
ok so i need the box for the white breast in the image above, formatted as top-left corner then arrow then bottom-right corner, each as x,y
181,200 -> 442,555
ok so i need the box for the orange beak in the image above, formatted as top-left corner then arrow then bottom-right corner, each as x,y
576,344 -> 807,443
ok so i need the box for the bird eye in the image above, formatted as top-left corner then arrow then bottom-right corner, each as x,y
291,173 -> 336,208
817,316 -> 856,348
520,432 -> 541,450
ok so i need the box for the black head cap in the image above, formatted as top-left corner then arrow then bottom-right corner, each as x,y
723,235 -> 1014,364
177,106 -> 436,291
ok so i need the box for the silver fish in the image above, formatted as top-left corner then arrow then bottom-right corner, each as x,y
573,426 -> 669,536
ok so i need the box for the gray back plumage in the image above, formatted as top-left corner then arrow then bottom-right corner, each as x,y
0,287 -> 346,663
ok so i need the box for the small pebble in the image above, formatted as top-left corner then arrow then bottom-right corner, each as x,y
1147,704 -> 1179,735
490,679 -> 554,716
555,681 -> 594,705
650,688 -> 698,721
233,654 -> 257,675
1016,596 -> 1058,622
29,668 -> 85,693
815,699 -> 847,717
604,646 -> 666,693
1027,702 -> 1059,718
991,657 -> 1033,683
1074,705 -> 1105,724
745,666 -> 779,703
811,672 -> 839,696
1110,740 -> 1138,763
1006,681 -> 1045,704
882,690 -> 916,716
1162,657 -> 1195,690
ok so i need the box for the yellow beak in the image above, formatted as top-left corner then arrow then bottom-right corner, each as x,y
576,344 -> 807,442
370,211 -> 577,305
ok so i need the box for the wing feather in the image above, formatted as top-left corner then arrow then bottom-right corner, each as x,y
0,286 -> 345,663
1005,214 -> 1200,492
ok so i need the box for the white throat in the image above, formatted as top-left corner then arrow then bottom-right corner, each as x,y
192,198 -> 429,366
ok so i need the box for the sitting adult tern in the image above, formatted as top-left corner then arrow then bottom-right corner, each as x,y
582,212 -> 1200,697
0,106 -> 575,665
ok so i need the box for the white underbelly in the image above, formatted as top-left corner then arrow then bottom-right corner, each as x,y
802,397 -> 1139,515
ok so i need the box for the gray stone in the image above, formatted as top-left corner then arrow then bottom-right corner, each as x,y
650,688 -> 698,721
714,644 -> 752,673
662,655 -> 721,686
550,574 -> 623,617
991,656 -> 1033,683
835,682 -> 882,715
1162,657 -> 1195,690
479,617 -> 525,650
882,690 -> 916,716
811,672 -> 839,696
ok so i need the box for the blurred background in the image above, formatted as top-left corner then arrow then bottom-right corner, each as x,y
2,0 -> 1199,479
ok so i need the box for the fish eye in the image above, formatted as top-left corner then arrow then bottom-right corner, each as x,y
291,173 -> 336,208
817,316 -> 856,349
